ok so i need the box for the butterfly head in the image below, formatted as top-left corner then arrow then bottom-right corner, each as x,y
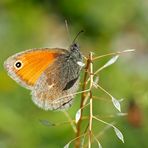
70,30 -> 84,51
68,30 -> 84,61
69,43 -> 80,52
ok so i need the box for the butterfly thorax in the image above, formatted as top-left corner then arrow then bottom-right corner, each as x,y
68,43 -> 82,63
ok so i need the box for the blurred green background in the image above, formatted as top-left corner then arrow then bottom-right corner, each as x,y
0,0 -> 148,147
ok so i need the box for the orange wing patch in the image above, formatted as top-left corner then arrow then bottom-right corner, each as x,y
14,49 -> 62,86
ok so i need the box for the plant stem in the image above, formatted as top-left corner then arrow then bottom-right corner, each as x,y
75,56 -> 90,148
63,111 -> 77,133
93,49 -> 135,60
88,52 -> 93,148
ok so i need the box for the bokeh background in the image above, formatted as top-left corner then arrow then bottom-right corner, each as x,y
0,0 -> 148,147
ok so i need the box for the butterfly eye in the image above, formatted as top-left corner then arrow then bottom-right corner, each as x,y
14,60 -> 23,69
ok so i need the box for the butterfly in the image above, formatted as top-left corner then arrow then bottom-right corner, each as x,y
4,31 -> 84,110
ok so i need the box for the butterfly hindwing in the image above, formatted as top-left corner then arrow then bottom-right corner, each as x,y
32,51 -> 82,110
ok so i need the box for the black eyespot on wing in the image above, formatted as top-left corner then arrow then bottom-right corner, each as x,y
14,60 -> 23,69
63,77 -> 79,91
15,62 -> 22,68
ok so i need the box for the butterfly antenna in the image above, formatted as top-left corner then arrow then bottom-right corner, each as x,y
72,30 -> 84,44
65,20 -> 72,44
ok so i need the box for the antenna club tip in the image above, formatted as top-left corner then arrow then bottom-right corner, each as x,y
79,30 -> 85,34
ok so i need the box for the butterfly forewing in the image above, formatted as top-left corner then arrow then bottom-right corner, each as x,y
4,48 -> 67,89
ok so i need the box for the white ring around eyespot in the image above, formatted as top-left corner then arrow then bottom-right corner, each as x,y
14,60 -> 23,70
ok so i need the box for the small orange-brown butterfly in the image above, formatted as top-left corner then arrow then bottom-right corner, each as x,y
4,31 -> 84,110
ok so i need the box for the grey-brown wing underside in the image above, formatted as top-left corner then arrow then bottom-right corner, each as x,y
32,53 -> 82,110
